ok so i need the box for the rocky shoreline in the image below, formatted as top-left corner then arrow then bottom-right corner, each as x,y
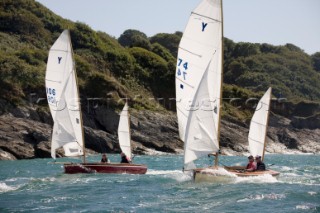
0,99 -> 319,160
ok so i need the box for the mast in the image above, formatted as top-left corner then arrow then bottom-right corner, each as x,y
69,30 -> 86,163
261,88 -> 272,161
214,0 -> 224,167
127,100 -> 132,160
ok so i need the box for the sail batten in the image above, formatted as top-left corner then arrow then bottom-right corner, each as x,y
46,30 -> 84,159
191,12 -> 222,22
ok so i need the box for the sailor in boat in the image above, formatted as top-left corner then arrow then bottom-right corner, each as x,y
246,155 -> 257,172
255,155 -> 266,171
120,152 -> 131,164
101,154 -> 110,163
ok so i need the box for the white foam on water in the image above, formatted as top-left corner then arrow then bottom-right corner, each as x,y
30,206 -> 55,211
282,172 -> 300,177
308,191 -> 317,196
38,177 -> 56,182
296,203 -> 318,210
5,177 -> 30,182
281,180 -> 320,186
237,193 -> 286,203
70,177 -> 99,184
234,174 -> 278,184
147,170 -> 192,182
143,148 -> 170,156
41,196 -> 70,203
0,182 -> 19,193
200,167 -> 237,177
279,166 -> 298,172
147,170 -> 180,175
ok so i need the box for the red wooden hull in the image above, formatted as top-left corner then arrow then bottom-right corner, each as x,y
63,163 -> 147,174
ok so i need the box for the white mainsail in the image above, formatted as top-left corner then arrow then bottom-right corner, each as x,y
176,0 -> 223,168
118,103 -> 132,160
45,30 -> 84,159
248,87 -> 272,160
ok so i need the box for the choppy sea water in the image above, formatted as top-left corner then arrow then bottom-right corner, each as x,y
0,154 -> 319,212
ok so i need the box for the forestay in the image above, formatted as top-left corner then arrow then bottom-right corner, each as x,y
118,103 -> 132,159
248,87 -> 272,160
45,30 -> 84,159
175,0 -> 223,168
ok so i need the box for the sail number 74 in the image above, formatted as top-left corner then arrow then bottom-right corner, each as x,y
177,58 -> 188,82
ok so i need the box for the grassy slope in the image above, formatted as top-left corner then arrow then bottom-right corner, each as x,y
0,0 -> 319,120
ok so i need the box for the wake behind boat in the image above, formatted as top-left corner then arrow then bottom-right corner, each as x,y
46,30 -> 147,174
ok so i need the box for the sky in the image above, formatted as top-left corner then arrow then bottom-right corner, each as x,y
36,0 -> 320,55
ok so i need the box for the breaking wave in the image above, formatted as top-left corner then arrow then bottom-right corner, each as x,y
237,193 -> 286,202
0,182 -> 19,193
234,174 -> 278,183
147,170 -> 192,182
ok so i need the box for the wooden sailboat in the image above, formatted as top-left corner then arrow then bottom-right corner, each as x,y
176,0 -> 278,182
46,30 -> 147,174
176,0 -> 225,181
225,88 -> 280,177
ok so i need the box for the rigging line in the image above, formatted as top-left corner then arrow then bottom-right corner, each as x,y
191,12 -> 222,23
50,49 -> 69,53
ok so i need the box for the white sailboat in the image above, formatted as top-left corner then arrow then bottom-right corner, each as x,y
46,30 -> 147,174
176,0 -> 278,181
46,29 -> 85,161
176,0 -> 224,179
249,87 -> 272,160
118,102 -> 132,161
226,88 -> 280,177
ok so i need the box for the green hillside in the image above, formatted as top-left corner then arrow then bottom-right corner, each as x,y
0,0 -> 320,119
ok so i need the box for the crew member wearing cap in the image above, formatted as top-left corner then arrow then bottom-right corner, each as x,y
246,155 -> 256,171
255,155 -> 266,171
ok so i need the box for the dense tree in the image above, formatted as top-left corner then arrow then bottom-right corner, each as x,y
118,29 -> 151,50
0,0 -> 319,114
311,52 -> 320,72
232,42 -> 260,58
150,32 -> 181,57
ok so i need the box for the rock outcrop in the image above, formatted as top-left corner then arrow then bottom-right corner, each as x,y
0,100 -> 319,160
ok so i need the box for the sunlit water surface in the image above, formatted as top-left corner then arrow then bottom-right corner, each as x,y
0,154 -> 319,212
